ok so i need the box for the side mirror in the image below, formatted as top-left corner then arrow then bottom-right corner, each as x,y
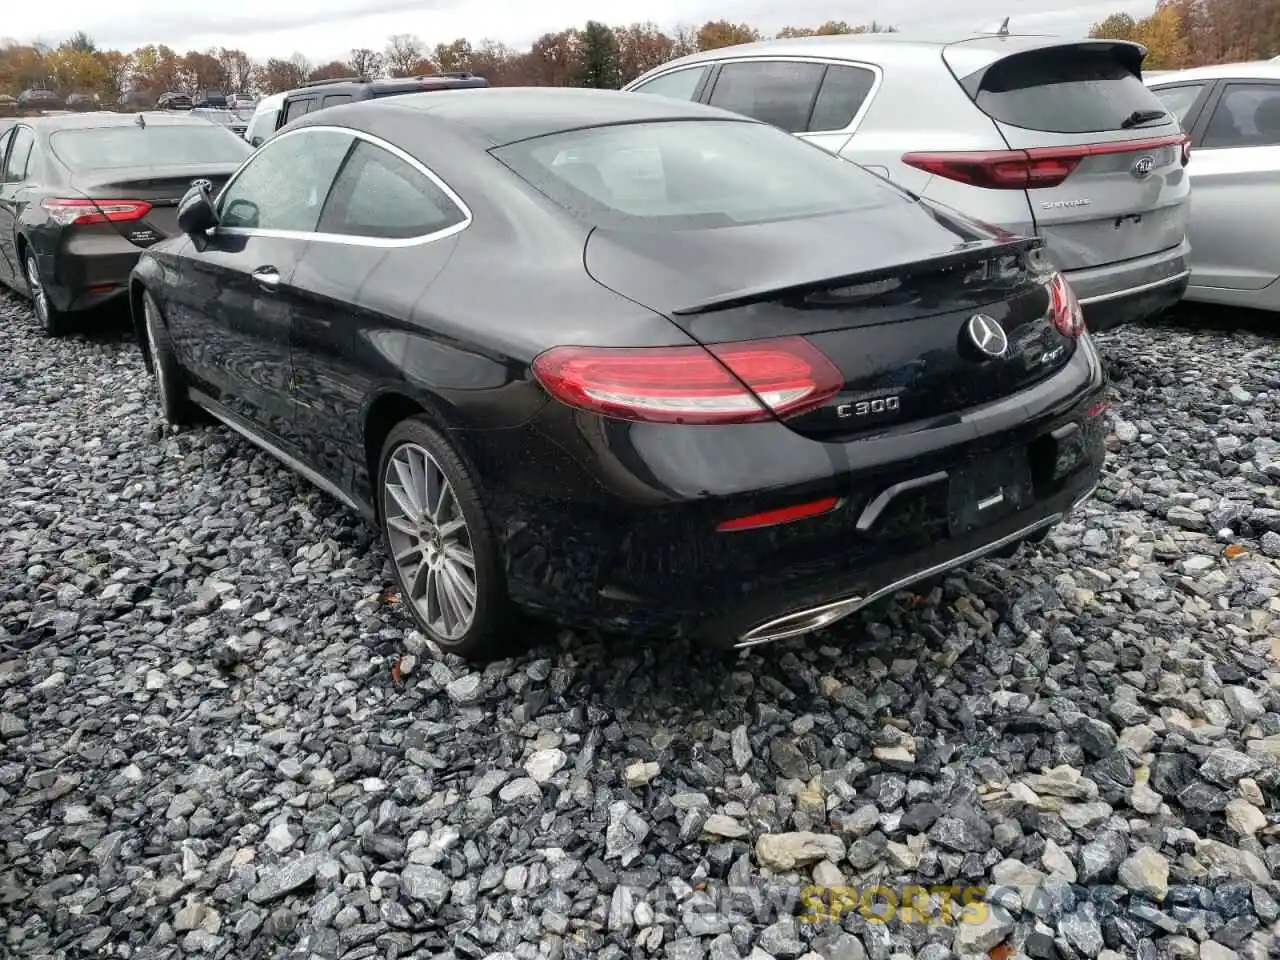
177,181 -> 218,234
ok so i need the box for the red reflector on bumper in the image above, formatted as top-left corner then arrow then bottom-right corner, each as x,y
717,496 -> 841,532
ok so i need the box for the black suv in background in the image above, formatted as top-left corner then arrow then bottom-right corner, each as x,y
276,73 -> 487,130
193,90 -> 228,108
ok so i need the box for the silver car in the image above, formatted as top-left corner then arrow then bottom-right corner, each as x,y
625,33 -> 1192,331
1147,61 -> 1280,310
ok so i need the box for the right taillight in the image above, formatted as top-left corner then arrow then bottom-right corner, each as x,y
1046,271 -> 1084,338
531,337 -> 843,425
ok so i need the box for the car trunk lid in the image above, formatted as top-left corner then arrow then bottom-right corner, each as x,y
583,206 -> 1075,442
66,163 -> 240,246
937,38 -> 1191,271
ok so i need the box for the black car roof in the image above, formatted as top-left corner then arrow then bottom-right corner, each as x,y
323,87 -> 755,147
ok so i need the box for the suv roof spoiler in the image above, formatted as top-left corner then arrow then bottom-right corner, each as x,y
302,71 -> 479,89
302,76 -> 371,87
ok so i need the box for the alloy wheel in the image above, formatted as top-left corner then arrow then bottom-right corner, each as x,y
382,442 -> 478,642
26,255 -> 48,326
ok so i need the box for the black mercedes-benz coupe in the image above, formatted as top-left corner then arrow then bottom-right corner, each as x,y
0,111 -> 251,335
129,88 -> 1107,660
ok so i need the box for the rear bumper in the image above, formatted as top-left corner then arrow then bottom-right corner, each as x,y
720,475 -> 1096,647
1065,238 -> 1191,332
465,334 -> 1109,645
32,231 -> 142,312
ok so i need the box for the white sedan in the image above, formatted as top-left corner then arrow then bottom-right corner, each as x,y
1146,61 -> 1280,310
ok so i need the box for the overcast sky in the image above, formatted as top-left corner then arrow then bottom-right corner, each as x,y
8,0 -> 1156,64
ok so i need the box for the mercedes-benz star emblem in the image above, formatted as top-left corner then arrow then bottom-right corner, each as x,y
192,178 -> 213,192
966,313 -> 1009,359
1131,155 -> 1155,179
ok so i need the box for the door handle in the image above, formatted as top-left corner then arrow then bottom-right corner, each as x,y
252,266 -> 281,291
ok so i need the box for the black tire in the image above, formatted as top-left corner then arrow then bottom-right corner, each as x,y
25,251 -> 70,337
377,416 -> 516,660
140,290 -> 196,427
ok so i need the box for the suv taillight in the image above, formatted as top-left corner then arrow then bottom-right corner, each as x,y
903,132 -> 1191,190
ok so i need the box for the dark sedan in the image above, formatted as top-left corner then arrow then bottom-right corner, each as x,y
130,88 -> 1107,660
0,111 -> 251,335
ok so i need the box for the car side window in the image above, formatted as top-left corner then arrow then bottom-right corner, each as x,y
323,94 -> 353,108
1150,83 -> 1204,128
807,65 -> 877,132
2,127 -> 34,182
631,67 -> 708,101
317,140 -> 466,240
706,61 -> 827,133
282,97 -> 313,124
1201,82 -> 1280,148
0,130 -> 13,178
218,129 -> 353,232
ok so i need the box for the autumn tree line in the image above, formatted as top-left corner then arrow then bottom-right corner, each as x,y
0,19 -> 898,106
1089,0 -> 1280,67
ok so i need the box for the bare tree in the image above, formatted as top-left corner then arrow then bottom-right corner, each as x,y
385,34 -> 424,77
348,47 -> 384,78
289,52 -> 312,80
217,47 -> 256,93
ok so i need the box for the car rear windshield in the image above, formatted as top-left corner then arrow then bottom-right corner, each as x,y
491,118 -> 908,231
961,46 -> 1171,134
49,125 -> 251,170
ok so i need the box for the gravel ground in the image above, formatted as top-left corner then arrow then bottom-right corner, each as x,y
1,289 -> 1279,960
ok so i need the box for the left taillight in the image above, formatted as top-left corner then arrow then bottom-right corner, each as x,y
531,337 -> 844,425
41,198 -> 152,227
1045,271 -> 1084,338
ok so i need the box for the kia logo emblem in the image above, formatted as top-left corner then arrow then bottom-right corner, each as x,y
1131,155 -> 1155,179
966,313 -> 1009,359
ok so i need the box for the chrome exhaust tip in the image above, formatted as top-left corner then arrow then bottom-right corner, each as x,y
732,512 -> 1068,651
1070,482 -> 1098,513
735,594 -> 866,649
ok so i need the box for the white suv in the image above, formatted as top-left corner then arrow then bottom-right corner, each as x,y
626,32 -> 1192,331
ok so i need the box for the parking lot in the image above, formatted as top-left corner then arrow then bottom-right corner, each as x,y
1,288 -> 1278,957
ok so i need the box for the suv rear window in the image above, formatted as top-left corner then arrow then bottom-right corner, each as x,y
961,46 -> 1171,134
493,118 -> 907,232
50,125 -> 252,170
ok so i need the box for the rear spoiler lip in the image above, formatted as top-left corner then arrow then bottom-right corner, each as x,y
947,39 -> 1149,96
669,235 -> 1042,317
